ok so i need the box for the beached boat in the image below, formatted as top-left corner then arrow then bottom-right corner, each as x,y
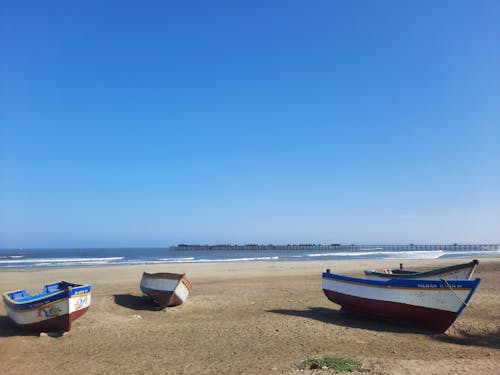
364,259 -> 479,280
140,272 -> 192,308
322,270 -> 481,333
2,281 -> 91,331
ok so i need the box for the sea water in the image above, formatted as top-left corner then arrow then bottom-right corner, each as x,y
0,244 -> 498,268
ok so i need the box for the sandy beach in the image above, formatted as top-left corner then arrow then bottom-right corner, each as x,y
1,258 -> 499,374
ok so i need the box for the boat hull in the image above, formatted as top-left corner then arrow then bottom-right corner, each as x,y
322,272 -> 480,333
7,306 -> 90,331
323,289 -> 458,332
140,272 -> 192,308
3,283 -> 91,332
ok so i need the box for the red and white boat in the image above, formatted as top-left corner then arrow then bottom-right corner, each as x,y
322,270 -> 481,333
364,259 -> 479,280
2,281 -> 91,331
140,272 -> 192,308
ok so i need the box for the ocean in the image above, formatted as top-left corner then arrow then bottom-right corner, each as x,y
0,244 -> 499,268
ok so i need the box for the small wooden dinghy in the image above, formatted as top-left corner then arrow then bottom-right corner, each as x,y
2,281 -> 91,331
322,269 -> 481,333
364,259 -> 478,280
140,272 -> 192,308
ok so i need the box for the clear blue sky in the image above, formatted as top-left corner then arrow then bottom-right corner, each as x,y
1,1 -> 499,248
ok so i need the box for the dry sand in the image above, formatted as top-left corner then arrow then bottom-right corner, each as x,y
1,258 -> 499,374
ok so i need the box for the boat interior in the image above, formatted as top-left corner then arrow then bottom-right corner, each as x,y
6,281 -> 78,302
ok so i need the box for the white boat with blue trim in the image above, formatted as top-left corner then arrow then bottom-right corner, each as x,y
322,269 -> 481,333
2,281 -> 91,331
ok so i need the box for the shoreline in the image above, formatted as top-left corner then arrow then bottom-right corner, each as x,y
1,258 -> 499,374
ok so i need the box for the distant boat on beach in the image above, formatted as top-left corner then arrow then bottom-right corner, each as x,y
322,270 -> 481,333
364,259 -> 479,280
140,272 -> 192,308
2,281 -> 91,331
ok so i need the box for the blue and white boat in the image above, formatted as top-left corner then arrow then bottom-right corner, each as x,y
2,281 -> 91,331
322,270 -> 481,333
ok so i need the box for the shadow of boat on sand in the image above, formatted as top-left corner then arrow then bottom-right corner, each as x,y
270,307 -> 500,349
268,306 -> 434,334
113,294 -> 163,311
434,327 -> 500,350
0,316 -> 64,338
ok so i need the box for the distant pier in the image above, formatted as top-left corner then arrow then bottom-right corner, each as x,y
171,243 -> 499,252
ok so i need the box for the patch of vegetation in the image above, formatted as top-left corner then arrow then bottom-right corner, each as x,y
300,357 -> 361,372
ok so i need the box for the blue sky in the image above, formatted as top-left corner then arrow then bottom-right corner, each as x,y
1,1 -> 499,248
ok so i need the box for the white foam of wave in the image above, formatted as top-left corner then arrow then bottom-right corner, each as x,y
306,250 -> 445,259
189,256 -> 279,263
33,260 -> 116,267
0,257 -> 124,264
441,250 -> 500,256
382,251 -> 445,259
307,252 -> 378,257
100,256 -> 280,265
114,259 -> 196,265
157,257 -> 195,261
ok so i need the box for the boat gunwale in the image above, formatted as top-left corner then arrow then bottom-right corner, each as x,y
142,272 -> 185,280
2,280 -> 90,307
141,272 -> 193,291
322,271 -> 481,290
364,259 -> 479,279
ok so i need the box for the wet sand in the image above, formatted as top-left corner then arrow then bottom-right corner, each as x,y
1,258 -> 499,374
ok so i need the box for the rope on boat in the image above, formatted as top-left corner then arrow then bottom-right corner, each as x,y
440,278 -> 468,307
